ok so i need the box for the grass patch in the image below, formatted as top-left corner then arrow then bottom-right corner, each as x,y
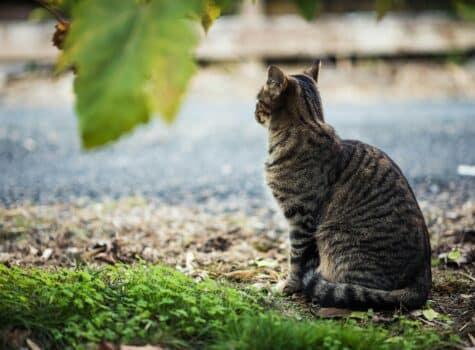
0,264 -> 454,349
213,314 -> 446,350
0,264 -> 260,349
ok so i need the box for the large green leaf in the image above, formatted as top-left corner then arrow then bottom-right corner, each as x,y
58,0 -> 200,148
149,23 -> 197,122
293,0 -> 321,21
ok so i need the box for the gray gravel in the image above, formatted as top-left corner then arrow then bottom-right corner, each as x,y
0,94 -> 474,211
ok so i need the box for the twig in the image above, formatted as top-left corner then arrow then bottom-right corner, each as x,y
34,0 -> 67,24
459,322 -> 470,332
459,271 -> 475,283
418,317 -> 437,327
468,333 -> 475,347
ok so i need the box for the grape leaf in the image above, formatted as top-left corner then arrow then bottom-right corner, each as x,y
57,0 -> 200,148
150,32 -> 197,122
375,0 -> 392,20
293,0 -> 321,21
211,0 -> 235,10
201,0 -> 222,33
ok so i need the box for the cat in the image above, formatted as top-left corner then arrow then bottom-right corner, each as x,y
255,61 -> 431,309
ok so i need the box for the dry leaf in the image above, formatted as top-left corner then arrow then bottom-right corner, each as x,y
52,21 -> 70,50
97,341 -> 116,350
317,308 -> 353,318
94,252 -> 116,265
224,270 -> 257,282
255,258 -> 278,268
26,338 -> 42,350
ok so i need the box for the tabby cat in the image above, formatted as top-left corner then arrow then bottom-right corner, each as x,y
255,61 -> 431,309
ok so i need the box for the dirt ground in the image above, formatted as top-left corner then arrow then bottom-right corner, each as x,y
0,196 -> 474,346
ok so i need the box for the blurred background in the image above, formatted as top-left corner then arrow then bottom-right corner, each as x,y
0,0 -> 474,213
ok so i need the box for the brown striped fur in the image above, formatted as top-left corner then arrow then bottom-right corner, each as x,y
255,61 -> 431,309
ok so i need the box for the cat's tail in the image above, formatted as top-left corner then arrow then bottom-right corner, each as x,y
302,270 -> 430,310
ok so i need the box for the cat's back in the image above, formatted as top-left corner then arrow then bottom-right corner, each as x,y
328,140 -> 428,263
331,139 -> 420,216
319,140 -> 431,289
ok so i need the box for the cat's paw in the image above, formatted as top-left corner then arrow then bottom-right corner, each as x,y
276,277 -> 302,295
255,100 -> 271,126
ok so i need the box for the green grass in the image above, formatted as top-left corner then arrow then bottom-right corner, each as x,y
0,264 -> 454,350
213,314 -> 446,350
0,264 -> 260,349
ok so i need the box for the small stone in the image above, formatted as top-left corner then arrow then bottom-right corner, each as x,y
29,246 -> 39,256
41,248 -> 53,261
0,252 -> 12,263
142,246 -> 160,261
22,138 -> 36,152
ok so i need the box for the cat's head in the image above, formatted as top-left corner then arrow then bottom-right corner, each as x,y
255,60 -> 324,128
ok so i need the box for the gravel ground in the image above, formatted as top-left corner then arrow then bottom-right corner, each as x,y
0,70 -> 474,211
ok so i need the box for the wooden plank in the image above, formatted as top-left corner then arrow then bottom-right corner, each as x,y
0,22 -> 58,62
196,13 -> 475,61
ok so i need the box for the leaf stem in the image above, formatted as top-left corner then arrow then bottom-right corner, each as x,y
34,0 -> 67,24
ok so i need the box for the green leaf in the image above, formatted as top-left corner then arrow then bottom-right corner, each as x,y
385,336 -> 403,344
349,311 -> 367,320
201,0 -> 222,33
422,308 -> 438,322
374,0 -> 392,20
149,26 -> 197,123
212,0 -> 235,10
448,250 -> 461,261
58,0 -> 199,148
293,0 -> 321,21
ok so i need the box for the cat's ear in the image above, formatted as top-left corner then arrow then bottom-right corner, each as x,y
267,65 -> 287,86
305,59 -> 321,82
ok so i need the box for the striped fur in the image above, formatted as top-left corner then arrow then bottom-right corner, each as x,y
255,62 -> 431,309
